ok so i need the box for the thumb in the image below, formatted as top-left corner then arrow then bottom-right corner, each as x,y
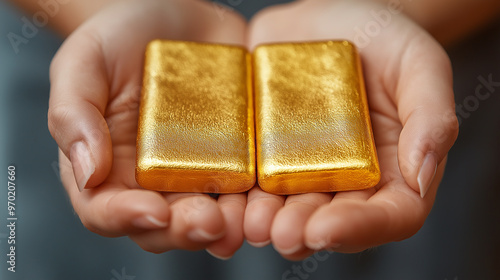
395,37 -> 459,198
48,33 -> 112,191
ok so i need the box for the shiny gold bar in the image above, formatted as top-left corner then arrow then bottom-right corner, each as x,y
136,40 -> 255,193
254,41 -> 380,194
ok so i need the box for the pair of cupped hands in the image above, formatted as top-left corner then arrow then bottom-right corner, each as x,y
48,0 -> 458,260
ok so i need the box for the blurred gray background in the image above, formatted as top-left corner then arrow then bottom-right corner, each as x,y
1,0 -> 500,279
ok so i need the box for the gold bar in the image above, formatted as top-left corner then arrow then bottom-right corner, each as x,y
253,41 -> 380,194
136,40 -> 255,193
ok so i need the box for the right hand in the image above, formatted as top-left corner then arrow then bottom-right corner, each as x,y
244,0 -> 459,259
48,0 -> 247,259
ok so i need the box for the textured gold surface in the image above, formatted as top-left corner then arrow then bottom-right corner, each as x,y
136,40 -> 255,193
254,41 -> 380,194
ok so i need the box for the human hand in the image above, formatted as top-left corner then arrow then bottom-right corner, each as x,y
48,0 -> 247,258
244,0 -> 459,259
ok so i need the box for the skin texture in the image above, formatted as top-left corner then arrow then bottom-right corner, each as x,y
38,0 -> 463,259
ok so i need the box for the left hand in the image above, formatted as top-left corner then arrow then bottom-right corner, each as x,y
244,0 -> 458,260
48,0 -> 248,259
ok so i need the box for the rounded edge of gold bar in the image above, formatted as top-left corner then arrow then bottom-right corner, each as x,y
253,39 -> 358,52
136,168 -> 256,194
258,168 -> 381,195
145,39 -> 249,54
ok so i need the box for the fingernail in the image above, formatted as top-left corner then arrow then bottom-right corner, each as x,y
306,239 -> 340,251
247,239 -> 271,248
132,215 -> 168,229
206,249 -> 232,261
325,243 -> 341,251
307,242 -> 324,250
187,229 -> 225,242
70,141 -> 95,192
273,243 -> 303,255
417,153 -> 437,198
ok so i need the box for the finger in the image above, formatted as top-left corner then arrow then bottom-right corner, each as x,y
244,187 -> 285,247
48,32 -> 112,192
59,151 -> 170,237
129,195 -> 226,253
271,193 -> 332,260
392,34 -> 459,198
305,160 -> 446,253
206,193 -> 247,260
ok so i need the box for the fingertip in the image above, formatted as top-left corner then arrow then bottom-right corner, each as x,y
397,109 -> 458,197
171,195 -> 226,244
270,207 -> 305,256
128,195 -> 228,253
131,214 -> 169,230
247,239 -> 271,248
271,193 -> 333,255
304,213 -> 342,251
205,194 -> 246,259
417,152 -> 438,198
105,189 -> 171,232
206,248 -> 232,261
244,191 -> 284,245
304,202 -> 367,252
70,141 -> 95,192
187,228 -> 225,242
275,245 -> 315,261
48,103 -> 113,192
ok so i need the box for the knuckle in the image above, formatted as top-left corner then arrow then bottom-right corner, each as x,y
47,103 -> 71,139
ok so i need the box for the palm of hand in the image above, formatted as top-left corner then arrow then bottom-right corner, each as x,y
50,0 -> 457,260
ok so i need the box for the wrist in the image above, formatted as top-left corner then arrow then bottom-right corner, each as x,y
9,0 -> 121,37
